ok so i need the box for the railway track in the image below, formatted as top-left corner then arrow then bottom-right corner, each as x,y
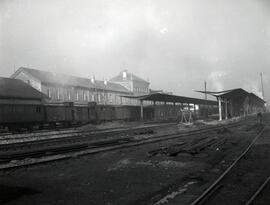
0,120 -> 179,138
190,126 -> 266,205
245,175 -> 270,205
0,121 -> 244,170
0,122 -> 176,144
0,123 -> 87,137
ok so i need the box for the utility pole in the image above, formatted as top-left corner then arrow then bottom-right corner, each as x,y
204,81 -> 207,100
260,72 -> 265,100
204,80 -> 208,117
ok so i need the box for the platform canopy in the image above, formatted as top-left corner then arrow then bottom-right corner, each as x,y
196,88 -> 265,121
196,88 -> 265,103
122,93 -> 218,105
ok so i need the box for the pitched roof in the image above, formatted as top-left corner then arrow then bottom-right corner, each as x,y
110,70 -> 149,83
121,93 -> 218,105
12,67 -> 131,93
196,88 -> 265,103
0,77 -> 48,100
248,93 -> 266,104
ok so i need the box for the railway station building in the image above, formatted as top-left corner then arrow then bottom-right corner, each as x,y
11,67 -> 149,105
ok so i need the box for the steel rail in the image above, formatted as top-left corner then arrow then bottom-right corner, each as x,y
0,121 -> 241,153
245,175 -> 270,205
0,121 -> 243,168
0,123 -> 176,149
0,122 -> 176,142
190,127 -> 265,205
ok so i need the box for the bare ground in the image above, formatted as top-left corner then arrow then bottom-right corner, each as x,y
0,116 -> 266,205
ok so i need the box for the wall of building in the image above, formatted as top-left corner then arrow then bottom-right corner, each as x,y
13,69 -> 142,105
132,80 -> 150,95
226,96 -> 265,118
15,71 -> 42,92
41,82 -> 135,105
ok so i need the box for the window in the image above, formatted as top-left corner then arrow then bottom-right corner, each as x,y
47,88 -> 51,98
109,93 -> 113,104
91,93 -> 94,101
76,92 -> 79,101
36,106 -> 41,113
67,91 -> 71,100
57,89 -> 60,100
103,93 -> 106,103
87,91 -> 90,101
83,91 -> 86,101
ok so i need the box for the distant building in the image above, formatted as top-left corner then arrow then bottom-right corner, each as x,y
110,70 -> 150,96
11,67 -> 133,105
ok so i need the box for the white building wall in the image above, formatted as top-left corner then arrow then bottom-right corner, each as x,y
15,72 -> 42,92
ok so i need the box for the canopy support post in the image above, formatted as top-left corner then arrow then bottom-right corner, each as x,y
140,100 -> 144,121
218,97 -> 222,121
225,99 -> 228,120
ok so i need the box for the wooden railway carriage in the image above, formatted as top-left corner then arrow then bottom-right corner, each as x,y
88,102 -> 97,122
44,102 -> 73,127
114,105 -> 130,120
45,102 -> 97,125
96,105 -> 115,121
114,105 -> 149,121
73,103 -> 93,123
0,101 -> 45,130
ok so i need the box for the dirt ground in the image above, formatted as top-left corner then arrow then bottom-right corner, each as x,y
79,120 -> 145,131
0,115 -> 267,205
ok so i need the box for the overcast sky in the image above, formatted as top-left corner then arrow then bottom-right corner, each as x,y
0,0 -> 269,101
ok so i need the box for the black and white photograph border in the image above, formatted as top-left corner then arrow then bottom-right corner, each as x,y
0,1 -> 269,205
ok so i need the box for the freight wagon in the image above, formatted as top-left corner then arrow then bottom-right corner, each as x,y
0,101 -> 155,132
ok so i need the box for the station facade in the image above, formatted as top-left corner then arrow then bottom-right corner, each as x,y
10,67 -> 266,121
11,67 -> 150,105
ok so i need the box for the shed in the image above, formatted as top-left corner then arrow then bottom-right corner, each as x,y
0,77 -> 48,104
122,93 -> 218,120
196,88 -> 265,120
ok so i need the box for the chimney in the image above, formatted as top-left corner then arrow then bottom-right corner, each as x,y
90,75 -> 95,84
104,78 -> 108,86
122,70 -> 127,79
